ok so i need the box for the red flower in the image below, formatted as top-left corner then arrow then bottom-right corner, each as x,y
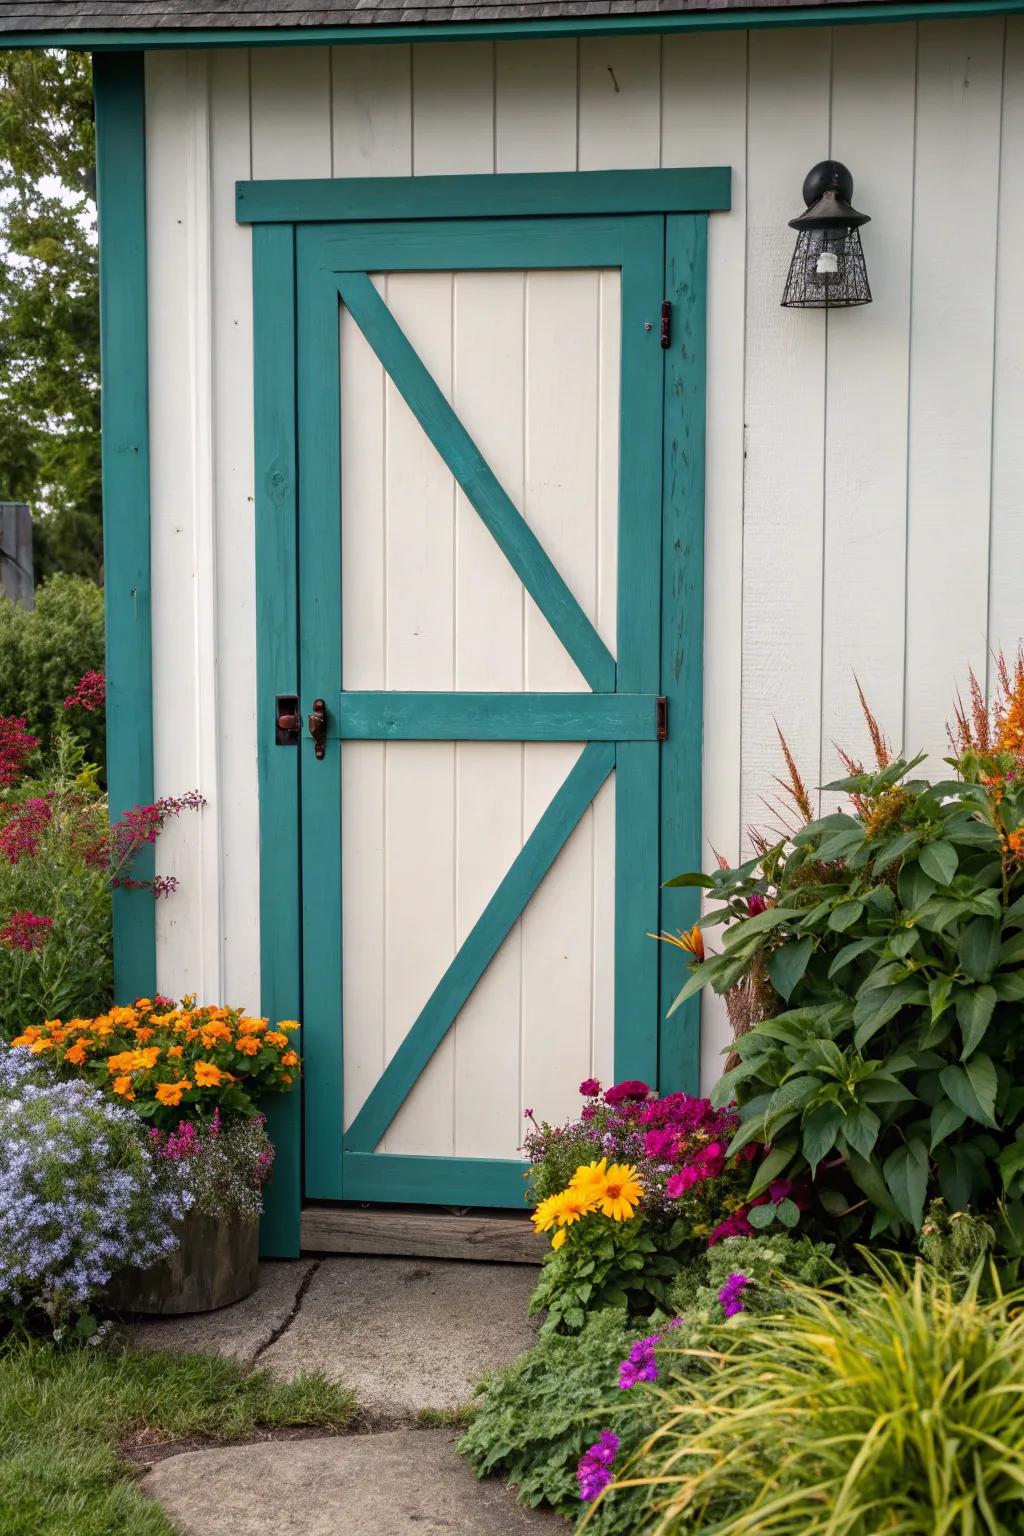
0,798 -> 51,864
747,893 -> 767,916
0,911 -> 53,953
579,1078 -> 601,1098
64,671 -> 106,713
0,716 -> 38,789
603,1080 -> 652,1106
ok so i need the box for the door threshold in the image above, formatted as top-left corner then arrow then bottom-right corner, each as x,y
300,1202 -> 545,1265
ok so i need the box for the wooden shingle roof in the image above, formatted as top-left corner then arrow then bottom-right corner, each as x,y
0,0 -> 973,31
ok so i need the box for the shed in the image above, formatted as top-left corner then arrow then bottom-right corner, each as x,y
3,0 -> 1021,1255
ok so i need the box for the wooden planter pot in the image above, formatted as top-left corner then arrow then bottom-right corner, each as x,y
108,1208 -> 260,1315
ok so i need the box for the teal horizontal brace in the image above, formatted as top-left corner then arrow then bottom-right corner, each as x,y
345,741 -> 614,1153
335,691 -> 660,742
8,4 -> 1018,51
313,216 -> 632,275
237,168 -> 730,225
342,1152 -> 530,1208
338,272 -> 615,692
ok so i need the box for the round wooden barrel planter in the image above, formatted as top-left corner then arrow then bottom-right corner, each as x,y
108,1208 -> 260,1315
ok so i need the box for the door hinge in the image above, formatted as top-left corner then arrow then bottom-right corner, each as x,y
657,696 -> 669,740
660,301 -> 672,350
275,695 -> 301,746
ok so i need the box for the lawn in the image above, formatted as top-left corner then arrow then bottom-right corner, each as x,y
0,1335 -> 356,1536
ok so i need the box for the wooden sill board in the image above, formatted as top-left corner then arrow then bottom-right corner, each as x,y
301,1205 -> 545,1265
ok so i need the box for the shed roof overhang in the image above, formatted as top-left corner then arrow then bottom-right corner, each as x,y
1,0 -> 1023,48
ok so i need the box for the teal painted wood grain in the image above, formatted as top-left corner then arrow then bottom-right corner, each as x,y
17,5 -> 1024,51
658,216 -> 708,1096
93,53 -> 156,1006
315,217 -> 634,276
236,168 -> 731,225
337,272 -> 615,692
335,691 -> 661,741
344,742 -> 615,1154
343,1152 -> 530,1207
296,233 -> 346,1202
253,224 -> 303,1258
613,219 -> 666,1087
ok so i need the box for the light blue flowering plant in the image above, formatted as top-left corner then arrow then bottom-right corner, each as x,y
0,1044 -> 190,1334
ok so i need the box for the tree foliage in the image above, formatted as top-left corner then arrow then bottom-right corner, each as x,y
0,49 -> 101,582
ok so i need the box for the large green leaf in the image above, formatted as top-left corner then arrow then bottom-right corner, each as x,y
662,870 -> 714,889
828,900 -> 865,933
919,840 -> 959,887
747,1141 -> 797,1199
802,1103 -> 842,1173
998,1140 -> 1024,1191
883,1139 -> 929,1229
939,1055 -> 998,1128
828,937 -> 880,979
766,936 -> 813,1002
930,1098 -> 967,1151
815,828 -> 867,862
852,980 -> 926,1049
897,861 -> 936,910
958,917 -> 1002,983
841,1103 -> 881,1160
1000,932 -> 1024,968
955,984 -> 996,1060
995,969 -> 1024,1002
722,906 -> 801,949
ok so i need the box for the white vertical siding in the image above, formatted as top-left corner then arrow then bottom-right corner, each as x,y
145,15 -> 1018,1094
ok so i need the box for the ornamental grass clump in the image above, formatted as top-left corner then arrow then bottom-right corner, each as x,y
598,1259 -> 1024,1535
0,1045 -> 189,1326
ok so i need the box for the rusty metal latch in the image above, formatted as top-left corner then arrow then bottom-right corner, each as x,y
308,697 -> 328,760
657,697 -> 669,740
275,695 -> 301,746
660,301 -> 672,350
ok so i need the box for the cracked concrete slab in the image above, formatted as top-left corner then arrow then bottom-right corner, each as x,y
128,1261 -> 316,1367
142,1430 -> 563,1535
260,1257 -> 539,1420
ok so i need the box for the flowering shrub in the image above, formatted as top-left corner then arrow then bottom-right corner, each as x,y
147,1109 -> 275,1221
11,998 -> 300,1127
0,573 -> 106,769
0,1044 -> 189,1325
667,654 -> 1024,1242
0,725 -> 204,1036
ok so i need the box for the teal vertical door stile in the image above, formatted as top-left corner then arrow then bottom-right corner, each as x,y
253,223 -> 303,1257
296,233 -> 345,1201
92,52 -> 156,1005
658,215 -> 708,1096
613,217 -> 666,1086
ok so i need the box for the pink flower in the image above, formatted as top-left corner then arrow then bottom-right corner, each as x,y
579,1078 -> 601,1098
666,1167 -> 701,1198
708,1209 -> 753,1245
747,893 -> 767,916
603,1080 -> 651,1106
0,911 -> 53,953
0,716 -> 38,789
0,798 -> 51,864
64,671 -> 106,713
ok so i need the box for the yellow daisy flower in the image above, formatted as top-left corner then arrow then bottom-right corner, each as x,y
597,1163 -> 643,1222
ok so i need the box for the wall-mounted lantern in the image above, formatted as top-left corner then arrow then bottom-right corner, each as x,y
781,160 -> 871,309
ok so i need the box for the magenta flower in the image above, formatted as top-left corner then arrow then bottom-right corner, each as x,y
577,1430 -> 620,1502
747,893 -> 767,916
709,1209 -> 753,1245
603,1080 -> 652,1106
579,1077 -> 601,1098
0,910 -> 53,953
64,670 -> 107,713
719,1271 -> 750,1318
0,798 -> 51,865
618,1332 -> 661,1389
0,716 -> 38,789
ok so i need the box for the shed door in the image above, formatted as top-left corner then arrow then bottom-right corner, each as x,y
297,216 -> 680,1206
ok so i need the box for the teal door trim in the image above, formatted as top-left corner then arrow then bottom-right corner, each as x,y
237,168 -> 730,225
93,52 -> 156,1006
334,692 -> 663,741
252,223 -> 304,1258
15,5 -> 1007,54
345,743 -> 615,1156
659,215 -> 708,1095
337,270 -> 614,690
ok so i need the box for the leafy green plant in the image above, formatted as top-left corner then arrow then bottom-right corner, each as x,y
604,1258 -> 1024,1535
669,659 -> 1024,1239
529,1214 -> 691,1336
0,575 -> 105,768
668,1232 -> 838,1318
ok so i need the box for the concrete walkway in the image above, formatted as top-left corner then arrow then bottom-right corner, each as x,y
133,1257 -> 564,1535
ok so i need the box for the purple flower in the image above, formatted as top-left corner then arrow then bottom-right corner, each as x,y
718,1271 -> 749,1318
577,1430 -> 620,1502
618,1332 -> 661,1389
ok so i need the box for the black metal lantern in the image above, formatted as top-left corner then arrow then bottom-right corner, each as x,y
781,161 -> 871,309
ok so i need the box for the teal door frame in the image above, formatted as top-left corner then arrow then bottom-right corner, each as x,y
246,169 -> 716,1239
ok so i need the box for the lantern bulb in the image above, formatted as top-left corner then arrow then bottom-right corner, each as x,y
816,250 -> 840,276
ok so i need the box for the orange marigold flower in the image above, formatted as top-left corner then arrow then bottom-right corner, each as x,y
276,1021 -> 300,1033
237,1017 -> 268,1036
136,1046 -> 161,1070
1007,829 -> 1024,861
235,1036 -> 261,1057
282,1050 -> 299,1068
10,1028 -> 40,1046
64,1041 -> 90,1067
167,1044 -> 184,1060
134,998 -> 153,1011
155,1080 -> 191,1106
265,1031 -> 289,1048
110,1006 -> 138,1025
194,1060 -> 226,1087
112,1075 -> 135,1099
134,1026 -> 155,1043
29,1039 -> 54,1054
281,1072 -> 293,1084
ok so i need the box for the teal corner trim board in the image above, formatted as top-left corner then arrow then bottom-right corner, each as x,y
93,52 -> 156,1007
10,2 -> 1024,49
237,169 -> 731,225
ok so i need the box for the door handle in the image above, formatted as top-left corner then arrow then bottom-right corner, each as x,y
308,698 -> 328,759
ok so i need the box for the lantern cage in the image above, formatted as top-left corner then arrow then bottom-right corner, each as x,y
781,160 -> 872,310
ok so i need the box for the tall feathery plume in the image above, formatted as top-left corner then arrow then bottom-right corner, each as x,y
854,675 -> 892,769
772,722 -> 814,825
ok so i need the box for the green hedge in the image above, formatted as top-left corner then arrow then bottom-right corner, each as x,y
0,575 -> 105,768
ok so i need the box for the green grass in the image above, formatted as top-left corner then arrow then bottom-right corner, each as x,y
0,1335 -> 357,1536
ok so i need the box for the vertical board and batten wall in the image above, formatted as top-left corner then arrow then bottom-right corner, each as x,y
144,14 -> 1024,1097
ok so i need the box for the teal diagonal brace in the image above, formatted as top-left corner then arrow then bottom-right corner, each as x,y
337,272 -> 615,693
344,741 -> 615,1152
